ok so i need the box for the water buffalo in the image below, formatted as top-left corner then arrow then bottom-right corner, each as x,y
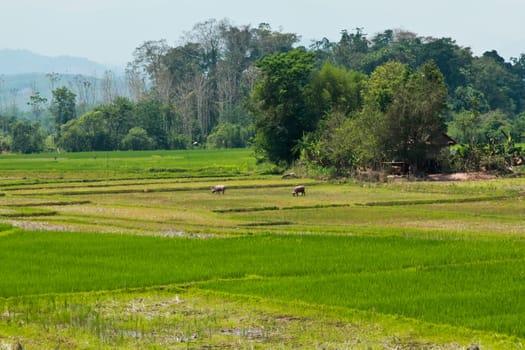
292,185 -> 305,196
211,185 -> 226,194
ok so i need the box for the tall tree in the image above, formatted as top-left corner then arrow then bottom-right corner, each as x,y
354,61 -> 448,171
11,120 -> 45,153
100,70 -> 120,105
182,19 -> 226,133
60,111 -> 110,152
510,53 -> 525,112
360,30 -> 421,74
467,53 -> 519,113
27,91 -> 48,120
362,61 -> 409,113
164,42 -> 206,138
97,97 -> 135,150
125,65 -> 147,102
129,40 -> 171,102
216,24 -> 253,118
135,98 -> 170,149
250,23 -> 299,58
297,64 -> 367,173
383,61 -> 448,170
249,48 -> 316,164
72,75 -> 97,115
306,62 -> 366,118
50,86 -> 77,137
417,37 -> 472,92
350,61 -> 410,166
333,28 -> 369,70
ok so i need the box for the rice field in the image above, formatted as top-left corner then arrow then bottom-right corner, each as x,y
1,149 -> 525,349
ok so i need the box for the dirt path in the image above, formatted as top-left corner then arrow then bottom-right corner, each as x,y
425,172 -> 497,181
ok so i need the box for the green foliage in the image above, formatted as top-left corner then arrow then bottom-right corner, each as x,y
347,61 -> 448,172
448,131 -> 524,172
297,112 -> 359,176
250,48 -> 316,164
332,28 -> 370,70
272,64 -> 366,175
305,62 -> 366,117
97,97 -> 136,150
206,122 -> 253,148
218,104 -> 253,127
134,98 -> 171,149
293,63 -> 366,174
362,61 -> 409,114
449,85 -> 490,114
447,109 -> 481,144
128,21 -> 299,146
416,37 -> 472,92
249,22 -> 300,57
467,53 -> 520,113
50,86 -> 77,136
27,91 -> 48,120
383,61 -> 448,170
3,21 -> 525,176
11,120 -> 45,154
120,127 -> 154,150
0,134 -> 12,152
168,133 -> 192,149
348,61 -> 412,167
59,111 -> 110,152
448,109 -> 516,146
449,144 -> 484,172
513,112 -> 525,142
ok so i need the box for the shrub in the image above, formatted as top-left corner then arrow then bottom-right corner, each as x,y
120,127 -> 154,150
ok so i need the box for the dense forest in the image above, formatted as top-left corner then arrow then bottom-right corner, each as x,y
1,19 -> 524,175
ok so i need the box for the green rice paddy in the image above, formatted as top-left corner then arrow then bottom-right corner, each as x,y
1,149 -> 525,349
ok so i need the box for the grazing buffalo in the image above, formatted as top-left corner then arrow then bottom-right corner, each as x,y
211,185 -> 226,194
292,185 -> 305,196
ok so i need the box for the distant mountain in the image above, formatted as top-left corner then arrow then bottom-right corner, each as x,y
0,50 -> 127,113
0,49 -> 118,76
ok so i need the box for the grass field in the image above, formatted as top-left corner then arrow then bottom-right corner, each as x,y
1,149 -> 525,349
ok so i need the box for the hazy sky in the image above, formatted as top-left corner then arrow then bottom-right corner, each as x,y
2,0 -> 524,66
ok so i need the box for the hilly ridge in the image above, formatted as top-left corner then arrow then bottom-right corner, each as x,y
0,49 -> 124,112
0,49 -> 118,76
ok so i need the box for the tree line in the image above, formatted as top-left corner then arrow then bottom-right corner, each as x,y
1,20 -> 524,174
